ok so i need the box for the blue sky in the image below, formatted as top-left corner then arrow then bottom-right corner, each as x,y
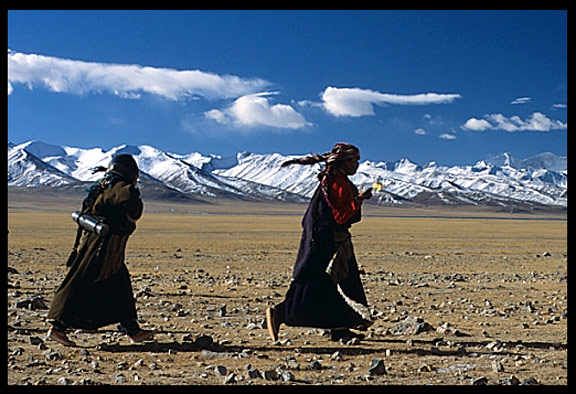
8,10 -> 567,166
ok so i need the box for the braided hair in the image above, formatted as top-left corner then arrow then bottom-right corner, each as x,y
281,143 -> 359,180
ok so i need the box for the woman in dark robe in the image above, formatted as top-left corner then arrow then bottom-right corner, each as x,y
46,154 -> 154,346
266,143 -> 374,342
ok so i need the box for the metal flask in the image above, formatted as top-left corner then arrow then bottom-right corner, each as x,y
71,211 -> 110,237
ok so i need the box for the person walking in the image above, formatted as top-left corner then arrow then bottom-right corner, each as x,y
266,143 -> 374,342
46,154 -> 154,346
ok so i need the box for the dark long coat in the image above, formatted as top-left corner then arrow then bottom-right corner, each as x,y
47,179 -> 143,330
278,184 -> 372,329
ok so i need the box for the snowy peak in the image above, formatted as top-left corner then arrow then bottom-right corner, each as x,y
483,152 -> 567,172
7,141 -> 307,203
8,143 -> 78,187
14,140 -> 68,159
7,140 -> 567,209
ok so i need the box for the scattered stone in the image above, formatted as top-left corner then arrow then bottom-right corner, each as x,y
444,273 -> 469,282
331,351 -> 342,361
262,369 -> 279,381
11,348 -> 24,356
247,368 -> 261,379
388,316 -> 433,335
496,375 -> 520,385
14,296 -> 48,310
436,321 -> 467,337
182,333 -> 195,342
214,365 -> 227,376
280,370 -> 295,382
521,376 -> 540,385
491,360 -> 505,373
6,225 -> 567,386
486,340 -> 502,351
524,301 -> 536,313
57,377 -> 72,385
114,373 -> 126,384
215,305 -> 226,317
436,363 -> 477,374
223,373 -> 237,384
44,350 -> 64,361
135,288 -> 154,298
306,360 -> 322,371
201,349 -> 244,359
471,376 -> 488,385
195,334 -> 214,349
285,357 -> 300,370
77,378 -> 98,385
368,358 -> 386,376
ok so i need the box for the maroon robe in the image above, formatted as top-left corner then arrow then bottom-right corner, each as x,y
274,176 -> 372,330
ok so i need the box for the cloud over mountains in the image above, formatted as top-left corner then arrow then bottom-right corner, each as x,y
7,49 -> 270,100
205,92 -> 312,129
9,50 -> 469,131
462,112 -> 568,132
320,86 -> 461,117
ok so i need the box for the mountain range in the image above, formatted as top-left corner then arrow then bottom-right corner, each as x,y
8,140 -> 567,211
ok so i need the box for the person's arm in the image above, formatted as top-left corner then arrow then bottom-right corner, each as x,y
327,174 -> 361,225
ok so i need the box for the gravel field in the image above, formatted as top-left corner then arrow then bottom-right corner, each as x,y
7,196 -> 567,385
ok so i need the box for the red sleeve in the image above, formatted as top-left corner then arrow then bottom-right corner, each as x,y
327,173 -> 360,225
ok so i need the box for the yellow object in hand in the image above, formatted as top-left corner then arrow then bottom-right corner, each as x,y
372,182 -> 383,192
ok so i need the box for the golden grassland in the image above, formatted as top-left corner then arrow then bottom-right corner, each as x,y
7,192 -> 567,385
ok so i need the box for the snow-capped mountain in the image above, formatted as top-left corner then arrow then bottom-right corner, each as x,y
8,140 -> 567,210
213,151 -> 567,209
8,142 -> 79,187
8,141 -> 307,203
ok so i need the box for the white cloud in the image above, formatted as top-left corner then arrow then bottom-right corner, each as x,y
320,86 -> 461,117
413,128 -> 428,135
439,133 -> 457,140
7,49 -> 270,100
295,99 -> 323,108
511,97 -> 531,105
205,92 -> 312,129
462,117 -> 493,131
462,112 -> 567,132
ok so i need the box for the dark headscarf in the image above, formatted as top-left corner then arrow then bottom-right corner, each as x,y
91,154 -> 139,184
106,154 -> 139,184
84,154 -> 140,211
281,143 -> 360,180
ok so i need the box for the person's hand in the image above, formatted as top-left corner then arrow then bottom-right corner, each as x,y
358,187 -> 373,201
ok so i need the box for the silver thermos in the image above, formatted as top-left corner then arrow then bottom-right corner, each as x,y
71,211 -> 109,237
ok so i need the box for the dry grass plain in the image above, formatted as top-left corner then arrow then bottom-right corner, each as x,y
7,191 -> 567,385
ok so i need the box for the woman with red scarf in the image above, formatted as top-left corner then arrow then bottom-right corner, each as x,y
266,143 -> 374,342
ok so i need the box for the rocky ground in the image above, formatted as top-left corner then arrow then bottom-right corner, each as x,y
7,200 -> 567,385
